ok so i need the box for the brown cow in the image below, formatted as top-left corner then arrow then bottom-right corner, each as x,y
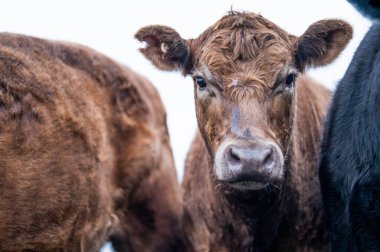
0,33 -> 182,251
136,11 -> 352,251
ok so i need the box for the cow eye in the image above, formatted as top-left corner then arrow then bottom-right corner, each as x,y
195,76 -> 207,89
285,74 -> 295,87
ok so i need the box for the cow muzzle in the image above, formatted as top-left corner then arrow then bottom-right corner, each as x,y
214,139 -> 284,191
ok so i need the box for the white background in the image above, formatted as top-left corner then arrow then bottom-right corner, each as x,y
0,1 -> 371,251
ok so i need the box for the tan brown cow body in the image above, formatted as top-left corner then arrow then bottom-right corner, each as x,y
0,33 -> 182,251
136,11 -> 352,251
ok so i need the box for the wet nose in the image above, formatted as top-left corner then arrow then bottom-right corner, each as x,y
225,144 -> 276,180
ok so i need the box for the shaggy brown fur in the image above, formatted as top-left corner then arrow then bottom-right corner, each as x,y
136,11 -> 351,251
0,33 -> 182,252
180,77 -> 331,252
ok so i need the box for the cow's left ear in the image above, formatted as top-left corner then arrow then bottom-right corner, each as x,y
295,19 -> 353,71
135,25 -> 191,74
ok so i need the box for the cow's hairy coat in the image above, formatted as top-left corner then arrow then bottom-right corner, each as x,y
319,17 -> 380,252
137,11 -> 352,251
0,33 -> 182,252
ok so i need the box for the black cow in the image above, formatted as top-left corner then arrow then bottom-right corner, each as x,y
319,0 -> 380,251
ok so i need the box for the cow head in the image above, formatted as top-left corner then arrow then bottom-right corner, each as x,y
136,11 -> 352,192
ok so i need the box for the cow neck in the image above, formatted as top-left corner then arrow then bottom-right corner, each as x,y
206,154 -> 286,250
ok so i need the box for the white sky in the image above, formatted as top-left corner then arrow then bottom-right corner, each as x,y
0,0 -> 370,181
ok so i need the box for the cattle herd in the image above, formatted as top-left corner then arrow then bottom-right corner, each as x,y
0,0 -> 378,251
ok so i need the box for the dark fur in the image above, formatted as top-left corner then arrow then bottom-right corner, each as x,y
0,33 -> 182,251
319,22 -> 380,251
348,0 -> 380,19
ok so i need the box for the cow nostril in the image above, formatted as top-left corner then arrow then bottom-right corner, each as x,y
228,147 -> 241,165
262,148 -> 275,169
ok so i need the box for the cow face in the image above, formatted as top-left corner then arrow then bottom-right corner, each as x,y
136,11 -> 352,192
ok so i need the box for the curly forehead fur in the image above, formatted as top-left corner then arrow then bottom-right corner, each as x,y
190,11 -> 295,100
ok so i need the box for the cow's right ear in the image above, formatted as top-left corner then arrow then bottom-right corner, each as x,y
135,25 -> 191,74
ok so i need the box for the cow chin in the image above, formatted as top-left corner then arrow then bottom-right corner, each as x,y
228,181 -> 269,191
217,173 -> 284,192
